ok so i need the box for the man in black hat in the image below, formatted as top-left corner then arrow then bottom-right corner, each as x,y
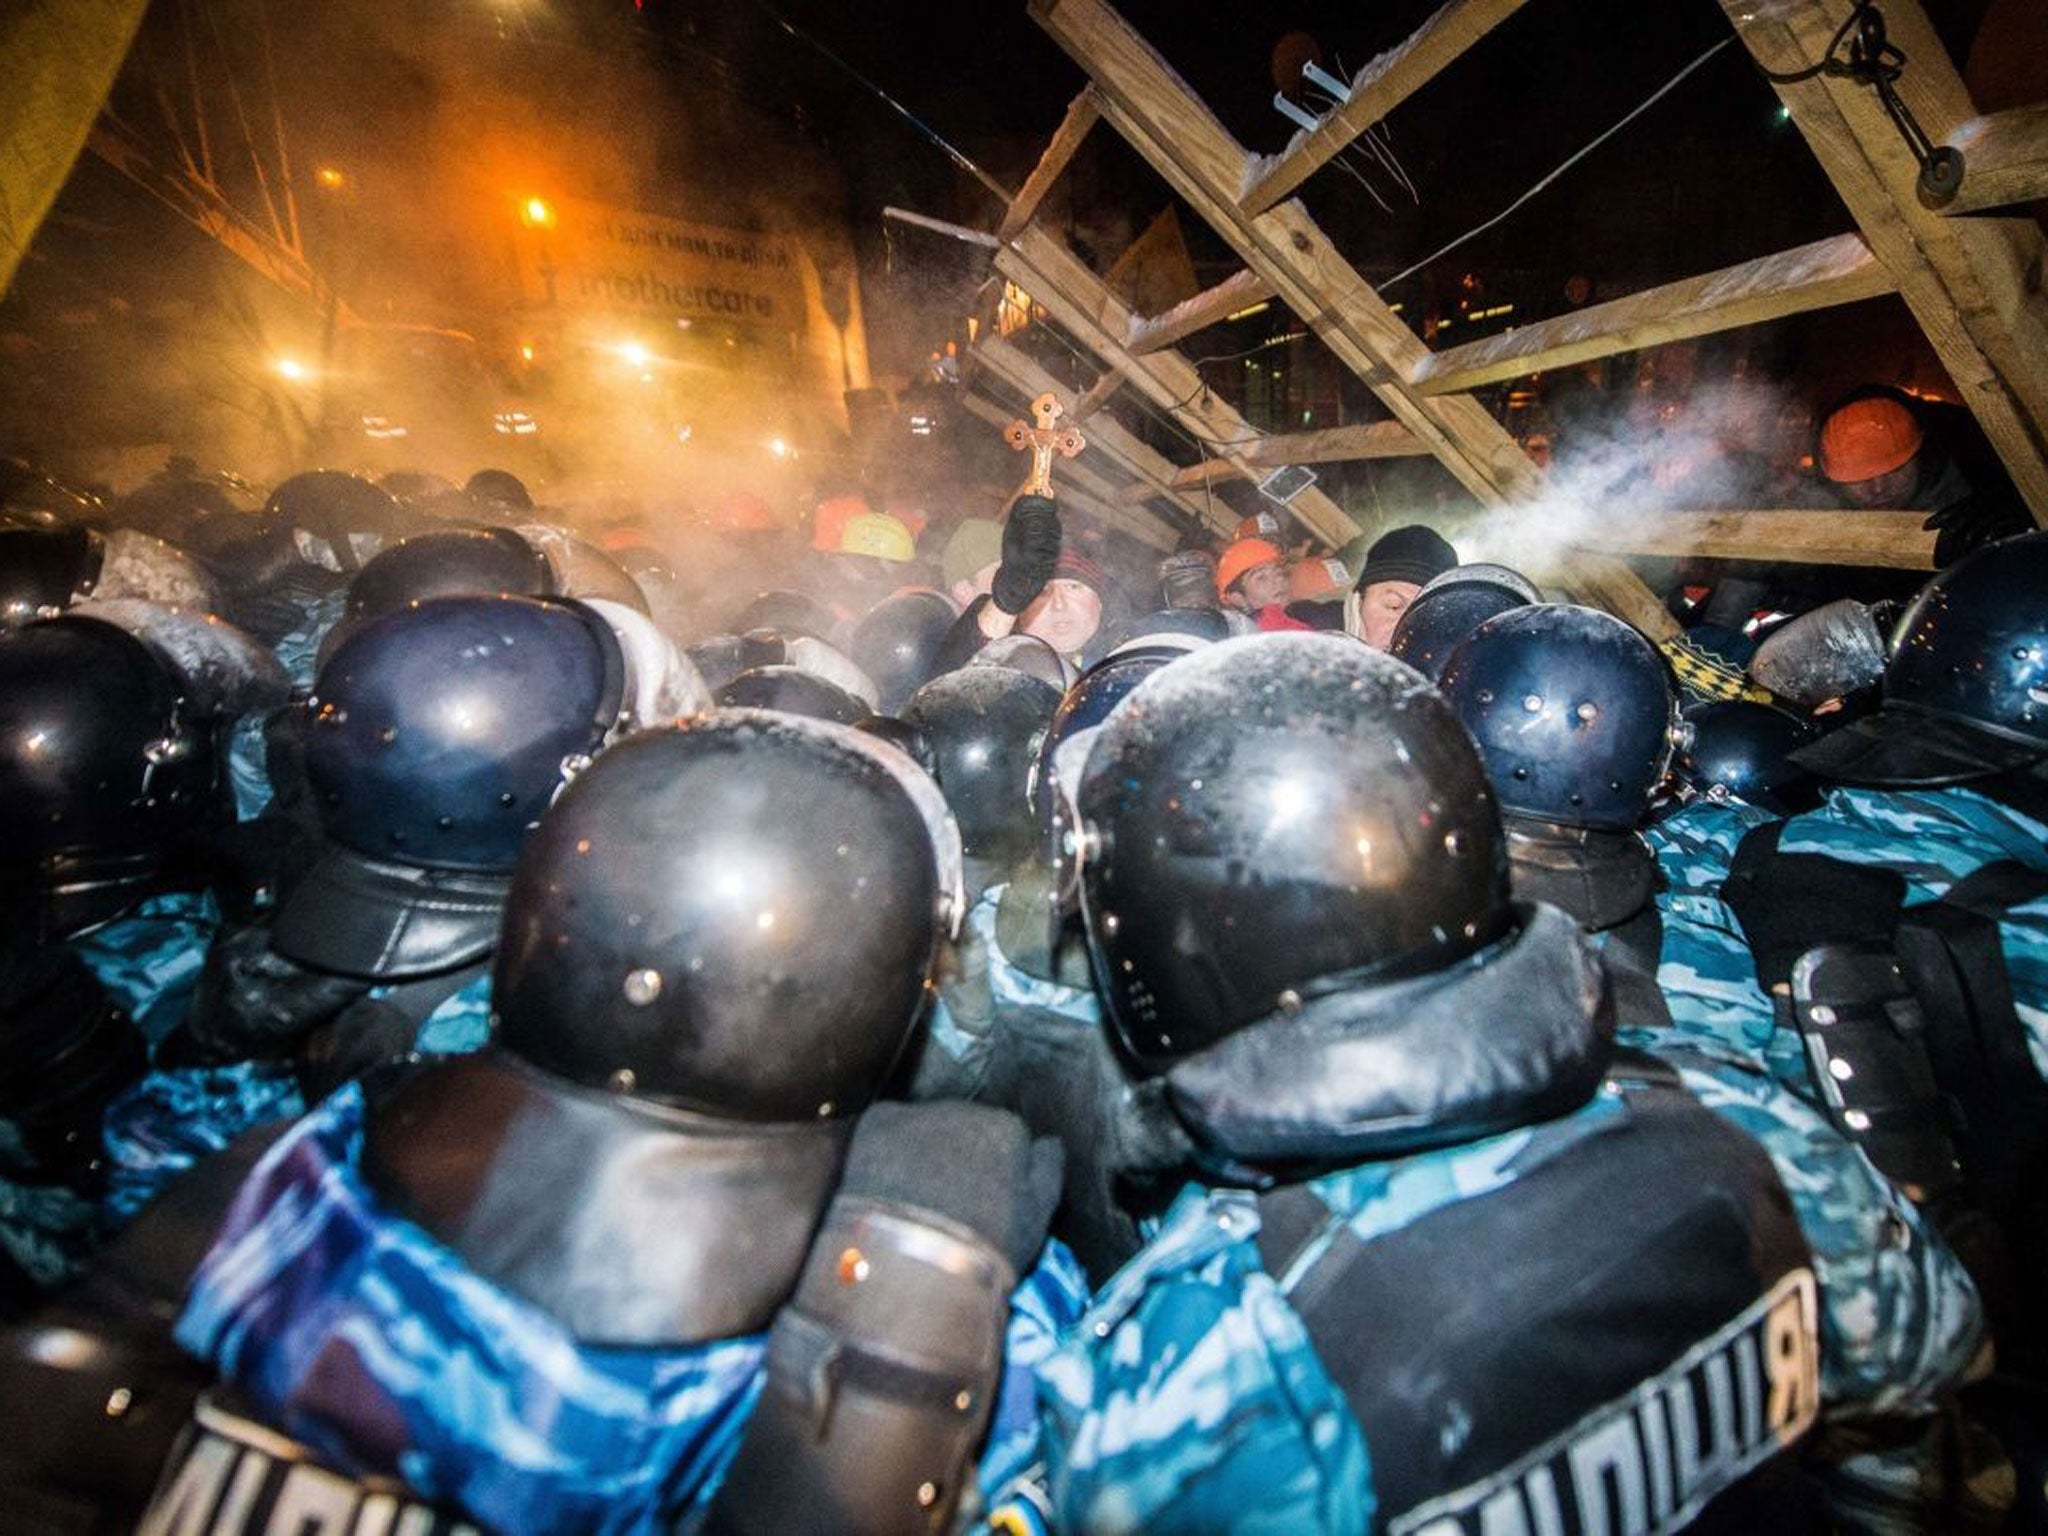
1344,523 -> 1457,649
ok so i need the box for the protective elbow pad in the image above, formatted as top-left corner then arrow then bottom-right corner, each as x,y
707,1104 -> 1051,1535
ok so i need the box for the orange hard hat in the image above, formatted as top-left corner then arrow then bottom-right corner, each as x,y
1288,554 -> 1349,602
1234,511 -> 1283,542
812,494 -> 870,551
709,490 -> 780,532
1819,397 -> 1923,483
1216,536 -> 1283,596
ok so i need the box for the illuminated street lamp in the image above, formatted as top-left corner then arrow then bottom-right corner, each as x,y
315,166 -> 348,191
274,357 -> 310,382
521,196 -> 557,229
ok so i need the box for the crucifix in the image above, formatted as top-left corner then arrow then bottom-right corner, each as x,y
1004,392 -> 1086,497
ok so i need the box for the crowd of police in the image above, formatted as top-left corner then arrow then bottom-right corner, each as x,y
0,415 -> 2041,1536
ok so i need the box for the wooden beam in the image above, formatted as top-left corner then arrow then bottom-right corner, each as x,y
1068,368 -> 1125,423
1030,0 -> 1677,636
1569,510 -> 1936,570
1727,0 -> 2048,523
1125,267 -> 1276,354
961,388 -> 1179,549
1941,101 -> 2048,216
998,89 -> 1101,241
996,226 -> 1362,545
969,333 -> 1232,535
1239,0 -> 1529,217
1165,458 -> 1242,493
1239,420 -> 1428,467
1413,234 -> 1894,395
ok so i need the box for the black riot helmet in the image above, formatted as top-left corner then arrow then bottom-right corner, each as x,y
1794,530 -> 2048,786
319,526 -> 556,667
0,614 -> 244,936
1036,632 -> 1215,902
0,526 -> 102,625
847,590 -> 957,713
1076,633 -> 1513,1072
900,665 -> 1060,867
303,596 -> 623,871
1676,701 -> 1824,817
716,664 -> 869,725
733,589 -> 839,644
464,467 -> 534,513
493,712 -> 964,1119
1387,564 -> 1538,683
261,470 -> 409,573
1438,604 -> 1680,832
971,633 -> 1076,693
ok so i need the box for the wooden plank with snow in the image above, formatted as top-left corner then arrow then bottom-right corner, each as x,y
1570,510 -> 1936,569
998,89 -> 1101,242
1940,102 -> 2048,216
1413,234 -> 1894,395
1125,268 -> 1276,355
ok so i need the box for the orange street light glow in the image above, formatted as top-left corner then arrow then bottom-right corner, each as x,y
274,357 -> 309,382
315,166 -> 347,190
521,196 -> 557,229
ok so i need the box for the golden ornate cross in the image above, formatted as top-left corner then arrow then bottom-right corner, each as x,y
1003,393 -> 1086,497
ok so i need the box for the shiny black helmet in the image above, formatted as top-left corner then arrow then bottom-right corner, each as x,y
516,524 -> 653,616
1676,701 -> 1824,817
1439,604 -> 1679,831
261,470 -> 409,574
464,467 -> 534,513
493,711 -> 963,1119
301,595 -> 625,871
1076,633 -> 1512,1072
0,527 -> 102,625
0,610 -> 263,936
1793,530 -> 2048,786
319,526 -> 556,667
847,590 -> 957,713
716,664 -> 869,725
733,589 -> 838,644
1036,632 -> 1214,894
969,632 -> 1075,692
901,664 -> 1060,866
1387,564 -> 1538,683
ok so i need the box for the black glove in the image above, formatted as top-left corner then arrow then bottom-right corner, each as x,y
1721,825 -> 1906,989
990,495 -> 1062,615
170,922 -> 366,1066
1924,495 -> 2030,569
837,1100 -> 1063,1275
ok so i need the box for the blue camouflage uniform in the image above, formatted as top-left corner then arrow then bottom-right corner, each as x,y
985,1073 -> 1820,1535
99,969 -> 495,1226
0,890 -> 222,1292
168,1083 -> 1087,1535
1650,786 -> 2048,1088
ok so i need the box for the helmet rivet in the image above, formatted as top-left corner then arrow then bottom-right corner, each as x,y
816,1100 -> 835,1117
916,1482 -> 940,1509
104,1387 -> 132,1418
837,1247 -> 871,1284
608,1067 -> 636,1092
1575,702 -> 1598,723
380,726 -> 398,744
622,968 -> 662,1006
954,1390 -> 973,1412
1276,988 -> 1302,1015
1522,694 -> 1543,713
1444,830 -> 1464,856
